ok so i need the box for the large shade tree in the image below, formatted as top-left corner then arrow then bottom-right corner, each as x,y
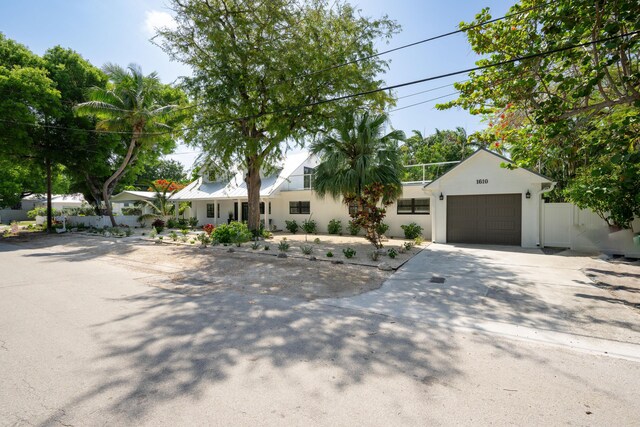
156,0 -> 397,232
76,64 -> 188,226
438,0 -> 640,228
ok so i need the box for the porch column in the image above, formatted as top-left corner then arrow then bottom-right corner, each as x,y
174,202 -> 180,219
263,198 -> 269,231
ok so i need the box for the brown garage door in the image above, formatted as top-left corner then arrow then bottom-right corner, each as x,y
447,194 -> 522,245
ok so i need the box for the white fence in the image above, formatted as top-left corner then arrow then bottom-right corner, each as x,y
37,215 -> 141,228
0,209 -> 29,223
542,202 -> 640,257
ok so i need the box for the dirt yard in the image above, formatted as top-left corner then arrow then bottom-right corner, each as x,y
2,232 -> 398,300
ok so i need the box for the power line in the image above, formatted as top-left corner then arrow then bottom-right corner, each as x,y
3,30 -> 638,137
389,92 -> 460,112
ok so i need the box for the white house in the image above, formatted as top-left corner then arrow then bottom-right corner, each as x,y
0,193 -> 87,223
110,191 -> 158,214
424,148 -> 553,248
171,151 -> 433,238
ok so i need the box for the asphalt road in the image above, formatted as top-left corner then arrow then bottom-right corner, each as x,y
1,239 -> 639,426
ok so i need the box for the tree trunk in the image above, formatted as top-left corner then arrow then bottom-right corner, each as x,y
102,127 -> 142,226
245,158 -> 262,233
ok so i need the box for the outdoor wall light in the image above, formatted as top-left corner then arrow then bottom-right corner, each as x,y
439,193 -> 444,201
525,190 -> 531,199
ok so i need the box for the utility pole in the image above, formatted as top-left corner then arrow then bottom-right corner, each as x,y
46,157 -> 52,233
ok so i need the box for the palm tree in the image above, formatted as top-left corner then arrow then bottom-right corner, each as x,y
136,180 -> 179,225
75,63 -> 179,226
310,111 -> 405,203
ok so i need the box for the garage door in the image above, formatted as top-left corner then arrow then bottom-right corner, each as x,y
447,194 -> 522,245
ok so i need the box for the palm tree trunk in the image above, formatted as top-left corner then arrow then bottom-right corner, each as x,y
102,126 -> 142,226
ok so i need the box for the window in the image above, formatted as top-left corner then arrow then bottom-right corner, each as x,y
289,201 -> 310,214
217,203 -> 220,218
348,201 -> 359,216
206,203 -> 215,218
303,167 -> 314,189
268,202 -> 271,215
397,198 -> 430,215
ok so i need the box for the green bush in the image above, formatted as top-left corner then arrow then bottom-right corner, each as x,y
121,207 -> 142,216
212,221 -> 252,244
387,248 -> 398,259
327,219 -> 342,235
376,222 -> 389,236
326,251 -> 334,258
278,239 -> 290,252
300,245 -> 313,255
301,219 -> 317,234
188,217 -> 199,229
401,222 -> 423,239
167,218 -> 178,229
347,219 -> 361,236
343,247 -> 356,258
285,220 -> 299,234
27,207 -> 60,219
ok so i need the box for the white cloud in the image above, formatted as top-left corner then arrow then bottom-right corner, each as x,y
144,10 -> 177,35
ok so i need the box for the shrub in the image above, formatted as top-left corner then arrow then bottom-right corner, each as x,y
251,241 -> 261,250
326,251 -> 334,258
151,219 -> 165,232
203,223 -> 215,236
376,222 -> 389,236
125,228 -> 133,237
212,221 -> 251,244
313,237 -> 321,244
300,245 -> 313,255
285,220 -> 299,234
264,244 -> 270,250
327,219 -> 342,235
181,228 -> 190,236
403,241 -> 414,251
343,247 -> 356,258
387,248 -> 398,259
401,222 -> 423,239
301,219 -> 317,234
27,207 -> 60,219
347,219 -> 361,236
150,228 -> 158,238
278,239 -> 290,252
414,236 -> 424,246
167,218 -> 178,229
180,236 -> 188,243
169,231 -> 178,241
188,217 -> 199,229
177,218 -> 189,228
197,232 -> 211,247
121,207 -> 142,216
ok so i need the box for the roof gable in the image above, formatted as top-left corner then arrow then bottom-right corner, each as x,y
424,148 -> 552,189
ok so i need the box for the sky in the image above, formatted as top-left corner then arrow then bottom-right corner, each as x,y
0,0 -> 514,171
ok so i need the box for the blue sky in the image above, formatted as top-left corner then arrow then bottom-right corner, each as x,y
0,0 -> 514,170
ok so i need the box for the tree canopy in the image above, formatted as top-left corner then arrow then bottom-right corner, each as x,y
156,0 -> 398,231
438,0 -> 640,228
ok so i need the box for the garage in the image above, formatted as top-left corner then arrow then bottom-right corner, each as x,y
447,194 -> 522,245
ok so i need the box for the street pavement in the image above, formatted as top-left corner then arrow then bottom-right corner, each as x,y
1,239 -> 639,426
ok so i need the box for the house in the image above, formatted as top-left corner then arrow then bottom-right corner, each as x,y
0,193 -> 87,223
172,151 -> 433,239
423,148 -> 553,248
110,191 -> 158,214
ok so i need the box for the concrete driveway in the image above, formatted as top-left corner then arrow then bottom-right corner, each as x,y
1,239 -> 639,425
321,243 -> 640,361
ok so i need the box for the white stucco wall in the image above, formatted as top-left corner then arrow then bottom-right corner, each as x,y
425,150 -> 550,248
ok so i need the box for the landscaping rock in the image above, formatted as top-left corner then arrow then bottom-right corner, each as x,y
227,248 -> 235,253
377,262 -> 393,271
308,256 -> 317,261
331,260 -> 344,265
277,253 -> 287,258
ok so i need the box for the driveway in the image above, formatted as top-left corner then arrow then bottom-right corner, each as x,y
321,243 -> 640,361
1,238 -> 639,425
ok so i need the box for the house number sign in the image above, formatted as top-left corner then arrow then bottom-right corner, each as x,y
476,179 -> 489,184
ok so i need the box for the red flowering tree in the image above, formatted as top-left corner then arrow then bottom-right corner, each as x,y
147,179 -> 186,192
344,182 -> 395,249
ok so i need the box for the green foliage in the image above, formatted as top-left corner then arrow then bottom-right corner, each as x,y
311,111 -> 405,203
301,219 -> 317,234
345,183 -> 393,249
313,237 -> 321,244
342,247 -> 356,259
27,207 -> 60,218
326,251 -> 334,258
75,63 -> 188,226
403,241 -> 414,251
188,217 -> 199,229
211,221 -> 252,244
300,245 -> 314,255
438,0 -> 640,228
121,207 -> 142,216
151,219 -> 165,232
387,248 -> 398,259
401,128 -> 476,181
401,222 -> 423,239
347,219 -> 361,236
414,236 -> 424,246
197,232 -> 211,247
156,0 -> 398,232
169,231 -> 178,241
327,219 -> 342,235
135,159 -> 188,184
251,241 -> 261,250
285,220 -> 299,234
278,239 -> 290,252
149,228 -> 158,239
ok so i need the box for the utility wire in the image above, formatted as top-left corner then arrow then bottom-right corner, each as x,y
389,92 -> 460,112
3,30 -> 638,137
